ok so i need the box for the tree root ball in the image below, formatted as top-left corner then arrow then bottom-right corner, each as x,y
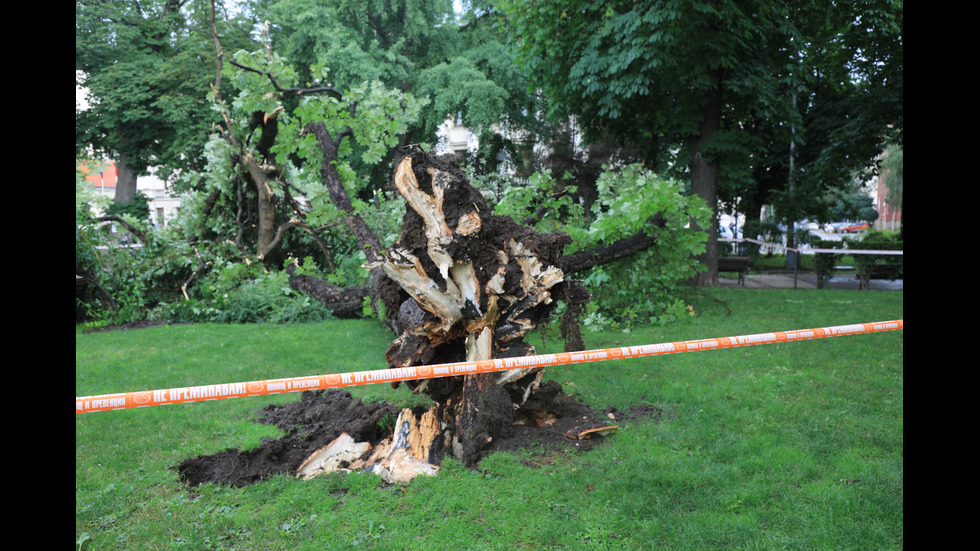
175,388 -> 663,488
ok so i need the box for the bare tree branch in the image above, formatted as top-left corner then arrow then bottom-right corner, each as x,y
95,215 -> 147,243
228,60 -> 343,99
76,267 -> 117,312
181,245 -> 209,300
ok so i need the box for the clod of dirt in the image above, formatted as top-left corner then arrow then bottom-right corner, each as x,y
175,390 -> 400,488
175,385 -> 662,488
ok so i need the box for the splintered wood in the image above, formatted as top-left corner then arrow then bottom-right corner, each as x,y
297,408 -> 440,484
376,158 -> 498,337
565,425 -> 619,440
301,152 -> 590,483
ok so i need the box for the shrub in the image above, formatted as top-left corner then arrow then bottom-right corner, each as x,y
155,267 -> 336,324
845,231 -> 903,289
811,239 -> 843,289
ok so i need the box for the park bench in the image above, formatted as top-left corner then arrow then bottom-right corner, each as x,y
718,256 -> 750,286
856,263 -> 902,290
835,264 -> 899,280
864,264 -> 902,280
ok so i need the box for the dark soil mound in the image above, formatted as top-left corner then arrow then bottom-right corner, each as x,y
176,390 -> 401,488
175,384 -> 662,488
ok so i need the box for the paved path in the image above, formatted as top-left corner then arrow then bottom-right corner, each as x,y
717,272 -> 903,291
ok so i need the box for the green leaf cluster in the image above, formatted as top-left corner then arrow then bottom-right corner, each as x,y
575,166 -> 710,327
75,216 -> 198,325
487,163 -> 710,326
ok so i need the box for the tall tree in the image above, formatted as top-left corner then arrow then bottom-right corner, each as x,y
76,0 -> 260,203
185,23 -> 426,271
499,0 -> 902,283
264,0 -> 455,187
498,0 -> 790,284
738,0 -> 903,238
187,0 -> 708,328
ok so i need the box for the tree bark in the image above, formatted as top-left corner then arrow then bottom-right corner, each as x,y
300,120 -> 395,328
285,261 -> 368,317
242,152 -> 278,260
308,122 -> 383,264
113,150 -> 139,205
689,67 -> 722,287
560,214 -> 665,275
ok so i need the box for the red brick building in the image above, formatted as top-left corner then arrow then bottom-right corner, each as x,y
873,152 -> 902,232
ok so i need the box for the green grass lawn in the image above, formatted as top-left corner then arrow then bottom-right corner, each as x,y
77,288 -> 903,550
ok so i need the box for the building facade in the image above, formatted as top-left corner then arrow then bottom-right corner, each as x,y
79,161 -> 181,228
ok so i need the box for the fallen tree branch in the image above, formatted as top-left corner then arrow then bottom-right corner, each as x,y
307,121 -> 383,265
181,245 -> 209,300
285,261 -> 368,317
559,214 -> 665,274
76,267 -> 117,311
95,215 -> 147,244
297,208 -> 664,328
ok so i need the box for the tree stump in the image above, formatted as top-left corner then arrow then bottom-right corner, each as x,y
370,151 -> 591,470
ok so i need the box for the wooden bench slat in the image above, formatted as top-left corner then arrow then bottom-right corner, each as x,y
717,256 -> 750,285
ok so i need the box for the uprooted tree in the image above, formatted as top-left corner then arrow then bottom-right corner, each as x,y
174,23 -> 710,483
287,149 -> 711,483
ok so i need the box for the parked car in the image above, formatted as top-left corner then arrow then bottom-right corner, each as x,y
840,222 -> 870,233
823,221 -> 851,233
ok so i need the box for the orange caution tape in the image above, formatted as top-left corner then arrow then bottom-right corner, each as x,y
75,320 -> 902,414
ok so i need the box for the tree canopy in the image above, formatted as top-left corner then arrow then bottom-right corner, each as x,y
76,0 -> 264,201
498,0 -> 903,278
76,0 -> 902,327
262,0 -> 549,181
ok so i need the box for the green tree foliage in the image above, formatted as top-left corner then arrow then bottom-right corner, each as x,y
268,0 -> 457,91
175,45 -> 425,276
76,168 -> 196,324
498,0 -> 903,276
266,0 -> 549,181
575,166 -> 710,327
745,1 -> 903,231
484,164 -> 711,328
498,0 -> 801,283
827,188 -> 879,223
105,192 -> 151,221
75,0 -> 260,186
73,0 -> 772,326
880,143 -> 903,209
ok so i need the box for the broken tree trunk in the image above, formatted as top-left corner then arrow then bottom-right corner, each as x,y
369,151 -> 591,469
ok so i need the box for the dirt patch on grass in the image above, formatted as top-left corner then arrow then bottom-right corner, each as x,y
175,384 -> 661,488
81,320 -> 194,333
